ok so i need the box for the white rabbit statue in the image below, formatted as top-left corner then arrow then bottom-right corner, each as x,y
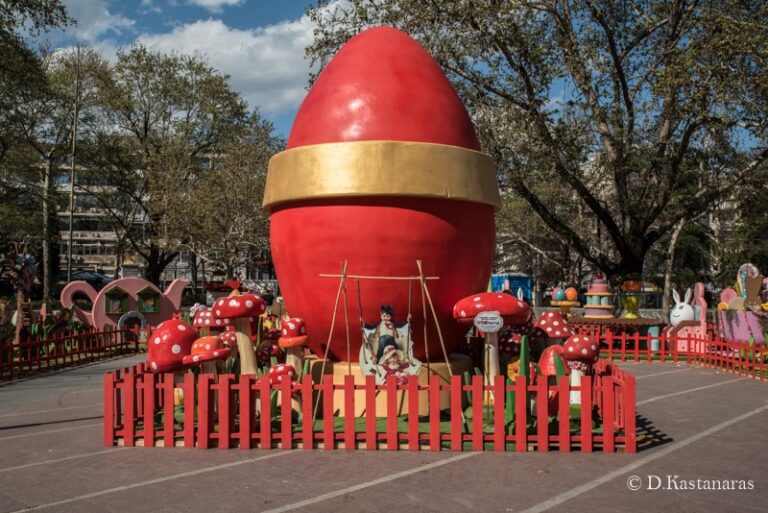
669,288 -> 695,326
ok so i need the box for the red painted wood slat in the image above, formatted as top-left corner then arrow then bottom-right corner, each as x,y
493,375 -> 505,452
343,375 -> 355,450
581,375 -> 592,453
239,375 -> 253,450
365,376 -> 376,450
558,376 -> 570,452
515,377 -> 527,452
429,375 -> 441,451
407,377 -> 419,451
451,376 -> 463,452
386,376 -> 398,451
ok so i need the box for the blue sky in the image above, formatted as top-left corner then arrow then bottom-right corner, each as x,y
51,0 -> 321,136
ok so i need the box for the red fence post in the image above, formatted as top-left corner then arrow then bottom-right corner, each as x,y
558,376 -> 570,452
197,374 -> 211,449
124,372 -> 136,447
450,375 -> 463,452
407,377 -> 419,451
343,375 -> 355,450
429,375 -> 441,451
281,375 -> 293,450
163,374 -> 175,448
536,376 -> 548,452
386,376 -> 398,451
515,376 -> 527,452
603,375 -> 615,453
471,375 -> 483,451
219,374 -> 233,449
581,375 -> 592,453
104,372 -> 115,447
493,375 -> 506,452
240,375 -> 253,450
625,373 -> 637,453
143,372 -> 155,447
301,375 -> 313,450
183,373 -> 195,448
365,375 -> 377,450
322,375 -> 334,450
260,376 -> 273,449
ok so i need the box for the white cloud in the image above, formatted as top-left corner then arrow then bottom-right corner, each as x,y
186,0 -> 244,13
62,0 -> 134,41
137,17 -> 315,114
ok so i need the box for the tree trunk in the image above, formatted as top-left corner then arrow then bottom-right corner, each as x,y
41,159 -> 53,306
144,246 -> 178,285
662,219 -> 686,321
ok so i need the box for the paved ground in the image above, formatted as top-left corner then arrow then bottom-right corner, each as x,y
0,356 -> 766,513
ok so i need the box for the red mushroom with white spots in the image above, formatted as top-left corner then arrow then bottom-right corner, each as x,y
535,310 -> 573,346
146,319 -> 196,373
562,334 -> 599,404
453,292 -> 532,389
192,306 -> 230,335
213,292 -> 266,375
219,330 -> 238,352
279,318 -> 309,376
182,335 -> 232,372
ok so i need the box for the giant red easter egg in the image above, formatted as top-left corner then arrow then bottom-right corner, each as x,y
264,27 -> 499,361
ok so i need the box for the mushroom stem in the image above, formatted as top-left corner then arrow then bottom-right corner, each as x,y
484,331 -> 500,404
284,348 -> 303,411
285,348 -> 304,377
569,369 -> 583,405
234,318 -> 258,375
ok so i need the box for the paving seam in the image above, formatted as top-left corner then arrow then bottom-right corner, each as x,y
0,449 -> 124,472
5,450 -> 298,512
515,403 -> 768,513
0,422 -> 102,441
637,377 -> 744,405
634,368 -> 692,380
258,452 -> 479,513
0,405 -> 101,419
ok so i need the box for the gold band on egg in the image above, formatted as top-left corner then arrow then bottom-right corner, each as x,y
262,140 -> 500,210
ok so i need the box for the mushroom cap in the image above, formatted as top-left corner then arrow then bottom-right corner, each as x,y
267,363 -> 297,386
562,334 -> 599,364
146,319 -> 196,373
535,310 -> 573,339
279,317 -> 309,349
452,292 -> 531,325
212,294 -> 266,320
182,336 -> 232,366
193,306 -> 231,330
219,330 -> 238,349
538,345 -> 570,377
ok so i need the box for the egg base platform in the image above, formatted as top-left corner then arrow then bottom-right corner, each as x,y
309,354 -> 473,417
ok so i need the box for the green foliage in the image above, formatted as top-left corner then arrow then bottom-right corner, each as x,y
308,0 -> 768,279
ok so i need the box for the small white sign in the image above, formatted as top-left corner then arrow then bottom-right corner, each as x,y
473,311 -> 503,333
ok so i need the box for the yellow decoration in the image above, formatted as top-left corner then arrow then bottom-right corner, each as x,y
507,357 -> 521,380
717,301 -> 729,311
263,140 -> 500,210
762,302 -> 768,312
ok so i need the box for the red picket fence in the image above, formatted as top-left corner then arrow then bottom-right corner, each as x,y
571,328 -> 768,381
0,328 -> 133,381
103,362 -> 636,452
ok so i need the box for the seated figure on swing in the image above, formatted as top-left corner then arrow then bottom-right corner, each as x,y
359,304 -> 422,384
